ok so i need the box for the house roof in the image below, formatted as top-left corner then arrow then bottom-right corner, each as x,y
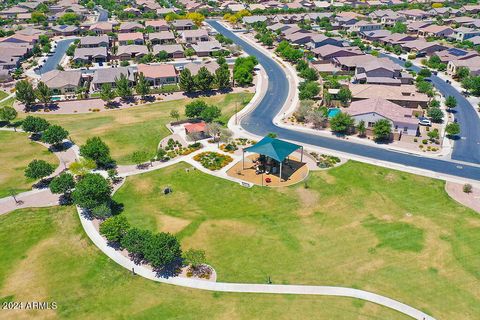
74,47 -> 107,60
137,64 -> 177,78
349,84 -> 429,102
192,41 -> 222,53
117,45 -> 148,56
182,29 -> 208,38
184,61 -> 220,75
313,45 -> 363,58
118,32 -> 144,42
80,35 -> 109,46
153,44 -> 184,54
89,22 -> 113,31
41,70 -> 82,89
345,98 -> 418,125
92,67 -> 134,84
145,19 -> 169,28
119,22 -> 143,31
244,136 -> 302,162
149,31 -> 175,41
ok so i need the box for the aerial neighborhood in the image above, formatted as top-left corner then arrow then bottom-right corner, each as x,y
1,0 -> 480,319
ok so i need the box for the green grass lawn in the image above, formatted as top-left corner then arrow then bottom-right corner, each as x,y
21,93 -> 253,165
113,161 -> 480,320
0,90 -> 9,101
0,206 -> 410,320
0,131 -> 58,198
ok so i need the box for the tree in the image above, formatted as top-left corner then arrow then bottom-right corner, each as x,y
445,122 -> 460,137
136,72 -> 150,100
72,173 -> 112,210
427,107 -> 443,123
0,106 -> 17,125
391,21 -> 407,33
298,81 -> 320,100
416,81 -> 433,95
219,128 -> 233,144
41,125 -> 69,148
143,232 -> 182,269
100,83 -> 115,106
195,67 -> 214,92
427,128 -> 439,141
22,116 -> 50,134
170,110 -> 180,122
462,76 -> 480,96
418,68 -> 432,78
456,67 -> 470,80
373,119 -> 392,141
69,158 -> 96,177
24,159 -> 54,180
306,109 -> 327,129
115,74 -> 132,100
179,68 -> 196,93
80,137 -> 114,168
49,173 -> 75,195
299,68 -> 318,81
121,228 -> 153,259
15,80 -> 36,106
337,87 -> 352,106
445,95 -> 457,111
357,120 -> 366,137
131,150 -> 151,167
206,122 -> 222,143
156,50 -> 169,61
200,105 -> 221,122
184,48 -> 195,59
267,132 -> 277,138
31,11 -> 47,24
183,248 -> 206,268
329,112 -> 354,134
185,100 -> 208,118
35,81 -> 52,108
185,12 -> 205,26
215,66 -> 231,90
100,215 -> 130,243
404,60 -> 413,68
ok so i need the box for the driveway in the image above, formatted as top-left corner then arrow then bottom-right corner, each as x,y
380,53 -> 480,164
207,20 -> 480,181
36,38 -> 76,75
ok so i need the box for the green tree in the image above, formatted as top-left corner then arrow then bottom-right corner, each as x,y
427,107 -> 443,123
184,48 -> 195,59
404,60 -> 413,68
100,215 -> 130,243
41,125 -> 69,148
100,83 -> 116,106
131,150 -> 151,167
31,11 -> 47,24
15,80 -> 36,106
121,228 -> 153,259
0,106 -> 17,125
22,116 -> 50,134
135,72 -> 150,100
456,67 -> 470,80
49,173 -> 75,195
300,68 -> 319,81
195,67 -> 215,92
183,248 -> 206,268
391,21 -> 407,34
79,137 -> 114,168
427,128 -> 439,141
69,158 -> 96,177
445,95 -> 457,111
418,68 -> 432,78
24,159 -> 54,180
185,100 -> 208,118
298,81 -> 320,100
296,60 -> 309,72
143,232 -> 182,269
35,81 -> 52,108
200,105 -> 221,122
156,50 -> 169,61
170,110 -> 180,121
445,122 -> 460,137
329,112 -> 354,134
357,120 -> 366,137
215,66 -> 231,90
373,119 -> 392,141
72,173 -> 112,210
179,68 -> 196,93
115,74 -> 132,100
337,87 -> 352,106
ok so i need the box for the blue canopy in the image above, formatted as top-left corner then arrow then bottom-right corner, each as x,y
244,136 -> 302,162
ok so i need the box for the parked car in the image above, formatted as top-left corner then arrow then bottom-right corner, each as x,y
446,79 -> 451,84
432,70 -> 438,75
418,117 -> 432,126
424,78 -> 432,83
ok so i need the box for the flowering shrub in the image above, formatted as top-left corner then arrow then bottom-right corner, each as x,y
193,152 -> 233,170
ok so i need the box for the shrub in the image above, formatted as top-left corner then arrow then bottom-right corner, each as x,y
100,215 -> 130,243
463,184 -> 473,194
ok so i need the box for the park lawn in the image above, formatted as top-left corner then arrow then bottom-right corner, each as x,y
0,131 -> 58,198
23,93 -> 253,165
0,206 -> 410,320
113,161 -> 480,320
0,90 -> 9,101
0,96 -> 14,108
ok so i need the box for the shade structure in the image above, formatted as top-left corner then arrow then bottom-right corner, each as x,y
244,136 -> 302,163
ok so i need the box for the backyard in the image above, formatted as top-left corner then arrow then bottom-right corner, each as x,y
0,206 -> 410,320
20,93 -> 253,164
0,131 -> 58,198
113,161 -> 480,320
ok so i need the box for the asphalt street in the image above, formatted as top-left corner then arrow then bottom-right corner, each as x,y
208,20 -> 480,181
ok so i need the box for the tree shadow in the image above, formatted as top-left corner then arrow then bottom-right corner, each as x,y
154,258 -> 183,278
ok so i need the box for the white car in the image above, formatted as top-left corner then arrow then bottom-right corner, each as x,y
418,117 -> 432,126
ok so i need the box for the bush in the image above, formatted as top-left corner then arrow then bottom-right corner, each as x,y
463,184 -> 473,194
100,215 -> 130,243
193,152 -> 233,170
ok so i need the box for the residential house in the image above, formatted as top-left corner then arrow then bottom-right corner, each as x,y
312,45 -> 363,61
360,29 -> 392,41
454,27 -> 480,42
242,15 -> 268,25
91,67 -> 135,91
153,44 -> 184,58
145,20 -> 169,32
184,60 -> 220,75
118,32 -> 145,46
380,33 -> 417,46
51,25 -> 79,36
350,21 -> 383,33
171,19 -> 195,31
284,32 -> 315,46
73,47 -> 108,63
117,45 -> 149,61
41,70 -> 83,95
435,48 -> 479,64
149,31 -> 176,45
461,4 -> 480,14
137,64 -> 178,86
119,22 -> 143,33
447,56 -> 480,76
349,84 -> 429,108
307,34 -> 345,49
79,35 -> 110,48
0,45 -> 30,70
353,56 -> 413,85
401,39 -> 448,56
406,21 -> 433,34
181,29 -> 209,44
344,98 -> 418,137
417,25 -> 454,38
398,9 -> 431,21
0,33 -> 38,45
89,22 -> 113,35
191,41 -> 222,57
428,7 -> 460,17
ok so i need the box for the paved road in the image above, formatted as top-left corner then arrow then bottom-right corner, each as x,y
208,20 -> 480,181
380,53 -> 480,164
36,38 -> 76,75
96,6 -> 109,22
